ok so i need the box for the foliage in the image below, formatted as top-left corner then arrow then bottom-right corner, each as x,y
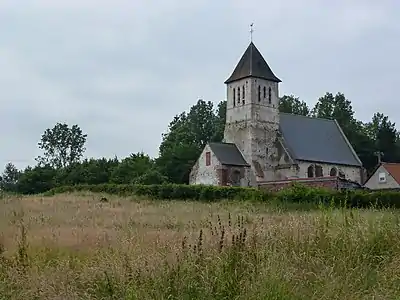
156,99 -> 224,184
42,182 -> 400,209
45,183 -> 269,202
3,90 -> 400,190
36,123 -> 87,168
0,162 -> 20,192
279,94 -> 310,116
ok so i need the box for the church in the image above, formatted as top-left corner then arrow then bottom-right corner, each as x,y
189,41 -> 364,188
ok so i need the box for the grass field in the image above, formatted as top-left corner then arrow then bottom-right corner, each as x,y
1,192 -> 400,299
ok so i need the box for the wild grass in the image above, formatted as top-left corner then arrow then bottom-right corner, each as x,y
0,192 -> 400,299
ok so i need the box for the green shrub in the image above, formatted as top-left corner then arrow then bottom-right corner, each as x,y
43,183 -> 400,208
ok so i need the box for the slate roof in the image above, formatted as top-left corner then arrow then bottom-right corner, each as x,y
279,113 -> 362,167
208,142 -> 250,167
225,42 -> 281,84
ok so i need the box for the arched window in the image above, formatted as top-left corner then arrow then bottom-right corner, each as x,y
330,167 -> 337,176
307,165 -> 314,178
237,87 -> 240,104
233,88 -> 236,106
268,87 -> 272,104
339,170 -> 346,179
258,85 -> 261,102
315,165 -> 323,177
263,86 -> 266,98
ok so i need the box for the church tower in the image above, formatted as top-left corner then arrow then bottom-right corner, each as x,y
223,42 -> 281,185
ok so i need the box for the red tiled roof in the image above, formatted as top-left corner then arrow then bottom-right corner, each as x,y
382,163 -> 400,184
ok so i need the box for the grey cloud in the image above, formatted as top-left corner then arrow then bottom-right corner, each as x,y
1,0 -> 400,170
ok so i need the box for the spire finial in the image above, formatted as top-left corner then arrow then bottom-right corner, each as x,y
250,23 -> 254,42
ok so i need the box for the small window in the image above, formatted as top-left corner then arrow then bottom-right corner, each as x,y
233,88 -> 236,106
205,152 -> 211,166
242,85 -> 245,99
237,87 -> 240,104
378,172 -> 386,183
268,87 -> 272,104
258,85 -> 261,102
263,86 -> 266,98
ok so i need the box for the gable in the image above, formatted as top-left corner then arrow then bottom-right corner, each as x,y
279,113 -> 362,167
364,164 -> 400,189
208,142 -> 249,167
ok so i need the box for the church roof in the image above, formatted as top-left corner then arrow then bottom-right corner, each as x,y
224,42 -> 281,84
208,142 -> 250,167
279,113 -> 362,167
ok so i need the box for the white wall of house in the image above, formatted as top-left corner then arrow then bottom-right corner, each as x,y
364,165 -> 400,190
189,145 -> 220,186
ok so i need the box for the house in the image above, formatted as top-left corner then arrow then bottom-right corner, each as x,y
189,40 -> 364,187
363,162 -> 400,190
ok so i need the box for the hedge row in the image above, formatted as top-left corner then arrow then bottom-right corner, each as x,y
43,183 -> 400,208
44,183 -> 270,202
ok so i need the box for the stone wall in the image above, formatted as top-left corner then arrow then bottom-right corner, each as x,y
189,145 -> 251,187
189,145 -> 220,186
297,161 -> 363,184
259,176 -> 362,192
223,77 -> 280,186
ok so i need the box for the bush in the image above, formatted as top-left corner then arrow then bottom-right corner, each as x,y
45,183 -> 271,202
44,183 -> 400,208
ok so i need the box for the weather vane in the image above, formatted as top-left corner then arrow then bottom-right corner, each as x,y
250,23 -> 254,42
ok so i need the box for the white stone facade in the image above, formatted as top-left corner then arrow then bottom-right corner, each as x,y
189,42 -> 364,187
223,77 -> 280,186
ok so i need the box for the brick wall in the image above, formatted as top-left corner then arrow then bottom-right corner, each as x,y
258,176 -> 348,192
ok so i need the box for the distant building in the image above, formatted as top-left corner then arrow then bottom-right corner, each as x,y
364,162 -> 400,190
189,41 -> 364,187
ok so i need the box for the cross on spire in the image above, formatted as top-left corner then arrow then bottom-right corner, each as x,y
250,23 -> 254,42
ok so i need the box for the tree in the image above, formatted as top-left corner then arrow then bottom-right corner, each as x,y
212,100 -> 227,142
36,123 -> 87,168
364,113 -> 399,163
279,95 -> 310,116
111,152 -> 155,184
0,162 -> 20,192
157,99 -> 222,183
16,165 -> 57,194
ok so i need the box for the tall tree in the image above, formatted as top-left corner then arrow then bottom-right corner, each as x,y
364,113 -> 399,163
36,123 -> 87,168
279,95 -> 310,116
0,162 -> 20,192
213,100 -> 227,142
157,99 -> 222,183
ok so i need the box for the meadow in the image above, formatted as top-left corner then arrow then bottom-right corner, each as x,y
0,192 -> 400,299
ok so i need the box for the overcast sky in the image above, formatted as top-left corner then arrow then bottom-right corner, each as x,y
0,0 -> 399,170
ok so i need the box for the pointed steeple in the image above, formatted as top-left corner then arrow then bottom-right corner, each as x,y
224,42 -> 281,84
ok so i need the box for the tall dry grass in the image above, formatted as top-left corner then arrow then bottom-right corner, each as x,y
0,192 -> 400,299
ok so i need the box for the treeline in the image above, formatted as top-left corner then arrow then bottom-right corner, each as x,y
1,92 -> 399,194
